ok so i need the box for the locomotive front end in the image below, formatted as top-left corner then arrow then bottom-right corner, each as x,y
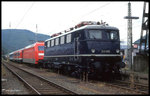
81,25 -> 125,78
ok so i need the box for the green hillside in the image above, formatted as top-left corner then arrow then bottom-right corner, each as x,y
2,29 -> 50,55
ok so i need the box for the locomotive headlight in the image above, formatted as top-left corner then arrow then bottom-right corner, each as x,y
116,49 -> 120,53
38,53 -> 44,56
91,49 -> 95,53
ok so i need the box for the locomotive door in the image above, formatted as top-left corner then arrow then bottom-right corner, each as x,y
74,33 -> 79,60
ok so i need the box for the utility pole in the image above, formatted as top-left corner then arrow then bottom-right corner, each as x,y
124,2 -> 139,88
124,1 -> 139,71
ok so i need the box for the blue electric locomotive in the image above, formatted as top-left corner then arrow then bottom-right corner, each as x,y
44,21 -> 125,78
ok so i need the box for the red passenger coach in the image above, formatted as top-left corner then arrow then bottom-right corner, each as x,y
12,49 -> 24,62
22,42 -> 44,64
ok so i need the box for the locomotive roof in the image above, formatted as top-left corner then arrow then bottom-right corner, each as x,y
24,42 -> 44,49
45,25 -> 119,42
81,25 -> 119,30
9,42 -> 44,55
24,43 -> 35,49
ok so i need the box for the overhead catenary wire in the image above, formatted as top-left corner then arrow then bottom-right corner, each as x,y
74,2 -> 128,27
62,3 -> 110,31
74,3 -> 110,22
83,3 -> 110,16
15,2 -> 35,29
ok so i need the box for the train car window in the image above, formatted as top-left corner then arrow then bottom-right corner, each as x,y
60,36 -> 65,44
66,34 -> 71,43
38,46 -> 44,51
51,39 -> 54,47
88,30 -> 102,39
49,40 -> 51,47
55,38 -> 59,46
106,31 -> 118,40
47,40 -> 50,47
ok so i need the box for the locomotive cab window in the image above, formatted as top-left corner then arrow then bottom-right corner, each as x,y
88,30 -> 102,39
106,31 -> 118,40
38,46 -> 44,51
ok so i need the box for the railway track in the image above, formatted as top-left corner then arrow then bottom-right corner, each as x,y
2,62 -> 77,95
3,60 -> 148,94
90,78 -> 148,94
106,79 -> 149,94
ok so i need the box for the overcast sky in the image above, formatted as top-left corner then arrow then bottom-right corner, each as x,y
2,1 -> 148,42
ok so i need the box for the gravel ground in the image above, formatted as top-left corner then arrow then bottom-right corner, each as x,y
121,69 -> 149,85
2,63 -> 31,95
5,61 -> 142,95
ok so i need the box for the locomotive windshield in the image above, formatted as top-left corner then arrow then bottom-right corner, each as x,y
86,29 -> 119,40
106,30 -> 118,40
38,46 -> 44,51
88,30 -> 102,39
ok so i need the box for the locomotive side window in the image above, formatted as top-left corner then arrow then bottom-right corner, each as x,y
49,40 -> 51,47
60,36 -> 65,44
51,39 -> 54,47
66,34 -> 71,43
47,40 -> 50,47
55,38 -> 59,46
88,30 -> 102,39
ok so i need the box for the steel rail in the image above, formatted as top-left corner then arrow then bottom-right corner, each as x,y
3,62 -> 41,94
115,80 -> 148,88
89,79 -> 148,94
105,81 -> 148,94
3,62 -> 77,95
4,60 -> 148,94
